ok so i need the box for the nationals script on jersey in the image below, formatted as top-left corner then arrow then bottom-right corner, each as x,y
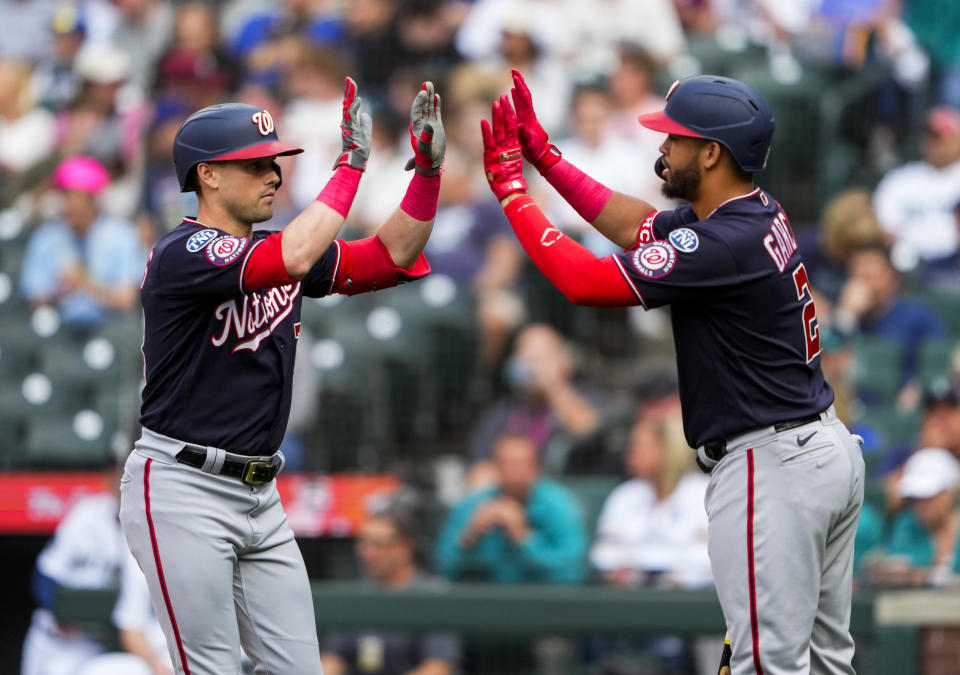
139,219 -> 340,455
613,188 -> 834,448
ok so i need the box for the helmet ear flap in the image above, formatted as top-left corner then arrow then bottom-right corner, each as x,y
272,160 -> 283,190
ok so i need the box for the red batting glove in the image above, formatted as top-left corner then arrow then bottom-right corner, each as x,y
481,95 -> 528,202
510,69 -> 561,174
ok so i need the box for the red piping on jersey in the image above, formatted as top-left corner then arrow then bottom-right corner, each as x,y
144,459 -> 190,674
746,448 -> 765,675
502,196 -> 638,307
611,255 -> 647,308
327,239 -> 342,296
706,187 -> 761,219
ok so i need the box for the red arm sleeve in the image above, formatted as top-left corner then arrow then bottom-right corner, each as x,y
333,235 -> 431,295
503,195 -> 641,307
241,231 -> 293,292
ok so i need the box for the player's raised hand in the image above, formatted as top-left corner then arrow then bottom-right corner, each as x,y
333,76 -> 372,171
510,69 -> 561,173
481,94 -> 528,202
405,81 -> 445,175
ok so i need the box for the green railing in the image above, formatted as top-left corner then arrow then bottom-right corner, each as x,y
53,582 -> 939,674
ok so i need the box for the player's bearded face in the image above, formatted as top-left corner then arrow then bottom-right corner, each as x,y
660,154 -> 701,202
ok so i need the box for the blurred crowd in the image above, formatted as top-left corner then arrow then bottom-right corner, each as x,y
4,0 -> 960,674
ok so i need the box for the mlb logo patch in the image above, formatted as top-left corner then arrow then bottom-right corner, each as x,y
668,228 -> 699,253
632,241 -> 676,279
205,236 -> 248,266
186,229 -> 218,253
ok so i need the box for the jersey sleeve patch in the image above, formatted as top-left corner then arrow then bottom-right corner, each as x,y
185,229 -> 218,253
668,227 -> 699,253
632,241 -> 677,279
205,236 -> 249,266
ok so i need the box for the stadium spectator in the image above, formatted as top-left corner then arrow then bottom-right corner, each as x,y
30,4 -> 87,113
436,434 -> 587,582
829,241 -> 945,407
153,2 -> 234,112
20,156 -> 145,324
459,6 -> 570,134
96,0 -> 173,93
590,403 -> 712,588
20,468 -> 126,675
872,105 -> 960,263
138,98 -> 193,237
868,447 -> 960,588
0,60 -> 56,179
799,188 -> 884,304
922,200 -> 960,293
0,0 -> 55,63
879,380 -> 960,514
341,0 -> 402,102
905,0 -> 960,109
321,506 -> 462,675
467,324 -> 603,485
544,78 -> 665,256
58,42 -> 146,185
109,546 -> 175,675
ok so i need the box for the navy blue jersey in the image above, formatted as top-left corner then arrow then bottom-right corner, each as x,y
139,218 -> 340,455
613,188 -> 834,447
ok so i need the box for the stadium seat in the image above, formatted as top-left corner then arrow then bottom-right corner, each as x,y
909,291 -> 960,336
917,339 -> 958,388
558,476 -> 620,542
849,336 -> 903,403
24,410 -> 114,468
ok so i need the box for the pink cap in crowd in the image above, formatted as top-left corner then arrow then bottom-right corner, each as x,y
53,156 -> 110,195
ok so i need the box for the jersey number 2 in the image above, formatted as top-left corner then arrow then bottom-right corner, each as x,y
792,263 -> 821,363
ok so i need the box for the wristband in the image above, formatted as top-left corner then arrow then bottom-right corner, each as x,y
315,165 -> 362,218
542,159 -> 613,223
399,171 -> 441,222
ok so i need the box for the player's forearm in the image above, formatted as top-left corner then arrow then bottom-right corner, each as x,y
376,172 -> 440,268
500,195 -> 639,307
591,191 -> 658,249
541,159 -> 654,250
281,201 -> 347,279
282,166 -> 362,279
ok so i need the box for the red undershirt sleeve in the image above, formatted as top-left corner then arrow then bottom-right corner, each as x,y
503,195 -> 641,307
241,231 -> 293,292
332,235 -> 430,295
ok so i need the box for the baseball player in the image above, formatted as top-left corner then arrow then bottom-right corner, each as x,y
481,70 -> 865,674
118,77 -> 444,674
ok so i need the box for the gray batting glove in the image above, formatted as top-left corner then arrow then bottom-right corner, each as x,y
405,81 -> 445,175
333,76 -> 372,171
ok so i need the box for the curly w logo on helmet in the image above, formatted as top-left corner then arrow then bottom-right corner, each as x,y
251,110 -> 274,136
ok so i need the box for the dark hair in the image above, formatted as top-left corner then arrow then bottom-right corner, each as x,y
618,42 -> 658,78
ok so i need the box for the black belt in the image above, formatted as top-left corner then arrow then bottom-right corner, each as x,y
702,413 -> 822,462
175,447 -> 282,485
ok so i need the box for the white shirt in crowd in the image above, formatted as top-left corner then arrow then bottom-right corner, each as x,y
873,158 -> 960,261
21,494 -> 126,675
590,473 -> 713,588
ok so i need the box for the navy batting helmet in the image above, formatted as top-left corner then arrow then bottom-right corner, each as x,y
639,76 -> 774,173
173,103 -> 303,192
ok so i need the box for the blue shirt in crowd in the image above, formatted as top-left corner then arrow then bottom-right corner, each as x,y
436,479 -> 587,583
20,215 -> 146,324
